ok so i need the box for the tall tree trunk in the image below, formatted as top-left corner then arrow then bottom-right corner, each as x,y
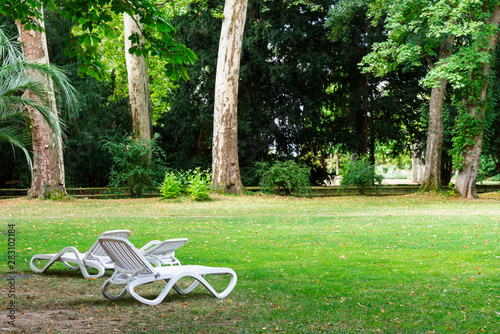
16,15 -> 67,199
455,7 -> 500,198
455,104 -> 486,198
420,40 -> 452,192
412,144 -> 425,183
211,0 -> 248,194
335,152 -> 340,176
124,13 -> 152,140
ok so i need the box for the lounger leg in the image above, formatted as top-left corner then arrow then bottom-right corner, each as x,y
80,262 -> 105,279
187,272 -> 238,299
30,247 -> 104,279
60,261 -> 81,270
30,247 -> 83,274
101,279 -> 129,301
128,271 -> 237,305
171,275 -> 202,295
128,275 -> 184,306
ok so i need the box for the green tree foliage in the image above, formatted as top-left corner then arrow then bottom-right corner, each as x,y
44,10 -> 132,187
477,46 -> 500,177
156,0 -> 338,184
0,11 -> 138,188
1,0 -> 197,80
326,1 -> 427,161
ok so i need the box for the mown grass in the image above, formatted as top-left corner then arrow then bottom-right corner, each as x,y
1,193 -> 500,333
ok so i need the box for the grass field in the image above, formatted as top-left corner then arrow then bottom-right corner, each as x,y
1,193 -> 500,333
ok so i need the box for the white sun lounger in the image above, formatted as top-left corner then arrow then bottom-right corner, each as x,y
98,236 -> 237,305
139,238 -> 188,267
29,230 -> 131,279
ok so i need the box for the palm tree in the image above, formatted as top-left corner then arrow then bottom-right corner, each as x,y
0,25 -> 77,176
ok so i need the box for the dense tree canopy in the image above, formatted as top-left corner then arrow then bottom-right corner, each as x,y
2,0 -> 500,197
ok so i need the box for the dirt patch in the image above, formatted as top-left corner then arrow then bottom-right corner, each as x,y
8,309 -> 101,333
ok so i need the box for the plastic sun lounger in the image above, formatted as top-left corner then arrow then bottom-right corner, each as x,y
29,230 -> 131,279
98,236 -> 237,306
139,238 -> 188,267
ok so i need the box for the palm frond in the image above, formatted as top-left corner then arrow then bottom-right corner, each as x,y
0,23 -> 79,175
0,125 -> 32,175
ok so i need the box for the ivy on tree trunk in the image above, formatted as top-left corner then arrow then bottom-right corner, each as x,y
454,6 -> 500,198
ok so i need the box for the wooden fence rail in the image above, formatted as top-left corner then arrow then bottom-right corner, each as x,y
1,184 -> 499,199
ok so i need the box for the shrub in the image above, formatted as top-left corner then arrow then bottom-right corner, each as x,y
159,172 -> 183,199
159,168 -> 212,201
488,174 -> 500,181
341,156 -> 383,194
259,160 -> 311,196
185,168 -> 211,201
103,136 -> 167,198
477,154 -> 498,182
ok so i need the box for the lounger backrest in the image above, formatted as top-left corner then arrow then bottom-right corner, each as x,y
98,237 -> 156,274
86,230 -> 131,260
143,238 -> 188,257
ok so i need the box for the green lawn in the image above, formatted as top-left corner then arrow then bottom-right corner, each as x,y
1,193 -> 500,333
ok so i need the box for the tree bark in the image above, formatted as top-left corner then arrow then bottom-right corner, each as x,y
211,0 -> 248,194
455,6 -> 500,198
124,13 -> 153,140
16,15 -> 67,199
335,152 -> 340,176
420,40 -> 452,192
412,144 -> 425,183
454,106 -> 485,198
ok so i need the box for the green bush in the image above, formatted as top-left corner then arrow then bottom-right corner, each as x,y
488,174 -> 500,181
258,160 -> 311,196
159,168 -> 211,201
185,168 -> 211,201
341,156 -> 383,194
103,136 -> 167,198
159,172 -> 183,199
477,154 -> 498,181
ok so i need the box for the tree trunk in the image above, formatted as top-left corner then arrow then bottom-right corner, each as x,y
16,16 -> 67,199
335,152 -> 340,176
420,40 -> 452,192
454,105 -> 485,198
412,144 -> 425,183
455,6 -> 500,198
124,13 -> 152,140
211,0 -> 248,194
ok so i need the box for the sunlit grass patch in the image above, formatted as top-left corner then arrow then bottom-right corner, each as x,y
1,193 -> 500,333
